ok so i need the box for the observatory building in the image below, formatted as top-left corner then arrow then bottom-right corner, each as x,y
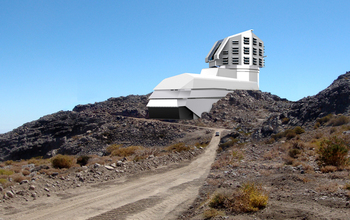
147,30 -> 265,119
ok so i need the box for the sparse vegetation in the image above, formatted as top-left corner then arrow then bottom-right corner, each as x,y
166,143 -> 191,152
0,169 -> 14,176
110,145 -> 143,157
51,154 -> 74,169
328,115 -> 350,126
203,208 -> 222,219
209,182 -> 268,213
272,126 -> 305,140
317,114 -> 334,125
317,136 -> 349,167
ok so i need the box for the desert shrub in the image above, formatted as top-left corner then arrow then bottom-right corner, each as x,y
111,146 -> 143,157
51,154 -> 74,169
106,144 -> 123,155
317,114 -> 334,125
271,132 -> 284,140
285,130 -> 296,140
0,169 -> 14,176
209,191 -> 228,209
320,165 -> 337,173
281,117 -> 290,124
77,155 -> 91,166
209,183 -> 268,213
218,137 -> 238,152
166,143 -> 191,152
288,149 -> 301,158
0,178 -> 7,185
22,170 -> 30,176
317,136 -> 349,167
4,160 -> 13,165
265,138 -> 275,144
12,174 -> 27,183
328,115 -> 350,126
203,208 -> 221,219
26,156 -> 49,166
294,126 -> 305,135
314,122 -> 321,129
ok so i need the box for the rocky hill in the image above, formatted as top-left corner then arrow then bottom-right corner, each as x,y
1,71 -> 350,161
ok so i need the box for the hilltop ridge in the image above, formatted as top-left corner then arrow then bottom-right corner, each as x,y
0,71 -> 350,161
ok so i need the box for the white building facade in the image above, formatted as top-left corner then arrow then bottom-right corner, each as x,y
147,30 -> 265,119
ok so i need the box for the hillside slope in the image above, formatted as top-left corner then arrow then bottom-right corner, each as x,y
1,71 -> 349,161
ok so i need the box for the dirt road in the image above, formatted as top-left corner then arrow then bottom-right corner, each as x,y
6,130 -> 222,220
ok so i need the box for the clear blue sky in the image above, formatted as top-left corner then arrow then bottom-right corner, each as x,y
1,0 -> 349,134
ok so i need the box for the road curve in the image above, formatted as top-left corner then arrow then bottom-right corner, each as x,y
7,130 -> 222,220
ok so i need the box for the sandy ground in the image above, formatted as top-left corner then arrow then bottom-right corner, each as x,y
1,130 -> 223,220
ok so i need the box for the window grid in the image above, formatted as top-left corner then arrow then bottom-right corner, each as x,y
232,57 -> 239,65
244,47 -> 249,55
244,37 -> 250,45
244,57 -> 250,65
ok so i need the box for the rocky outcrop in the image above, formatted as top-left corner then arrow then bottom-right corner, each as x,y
183,71 -> 350,140
288,71 -> 350,124
0,94 -> 208,161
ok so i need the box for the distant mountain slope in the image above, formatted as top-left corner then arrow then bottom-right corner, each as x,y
1,71 -> 349,161
0,94 -> 206,161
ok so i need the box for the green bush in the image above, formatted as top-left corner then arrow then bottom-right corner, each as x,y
293,126 -> 305,134
77,155 -> 91,166
317,136 -> 349,167
285,130 -> 296,140
51,154 -> 74,169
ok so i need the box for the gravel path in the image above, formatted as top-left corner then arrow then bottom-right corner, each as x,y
5,130 -> 222,220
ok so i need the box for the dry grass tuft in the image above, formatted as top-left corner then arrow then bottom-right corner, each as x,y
321,165 -> 338,173
203,208 -> 222,219
209,183 -> 268,213
111,146 -> 144,157
166,143 -> 191,152
51,154 -> 74,169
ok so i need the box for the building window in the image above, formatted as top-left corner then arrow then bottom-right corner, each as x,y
253,58 -> 257,65
232,40 -> 239,45
253,48 -> 257,55
253,38 -> 257,45
244,47 -> 249,55
232,57 -> 239,64
223,50 -> 228,55
259,42 -> 262,47
232,47 -> 239,54
223,57 -> 228,64
259,58 -> 263,66
244,57 -> 249,64
259,49 -> 262,56
244,37 -> 249,45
